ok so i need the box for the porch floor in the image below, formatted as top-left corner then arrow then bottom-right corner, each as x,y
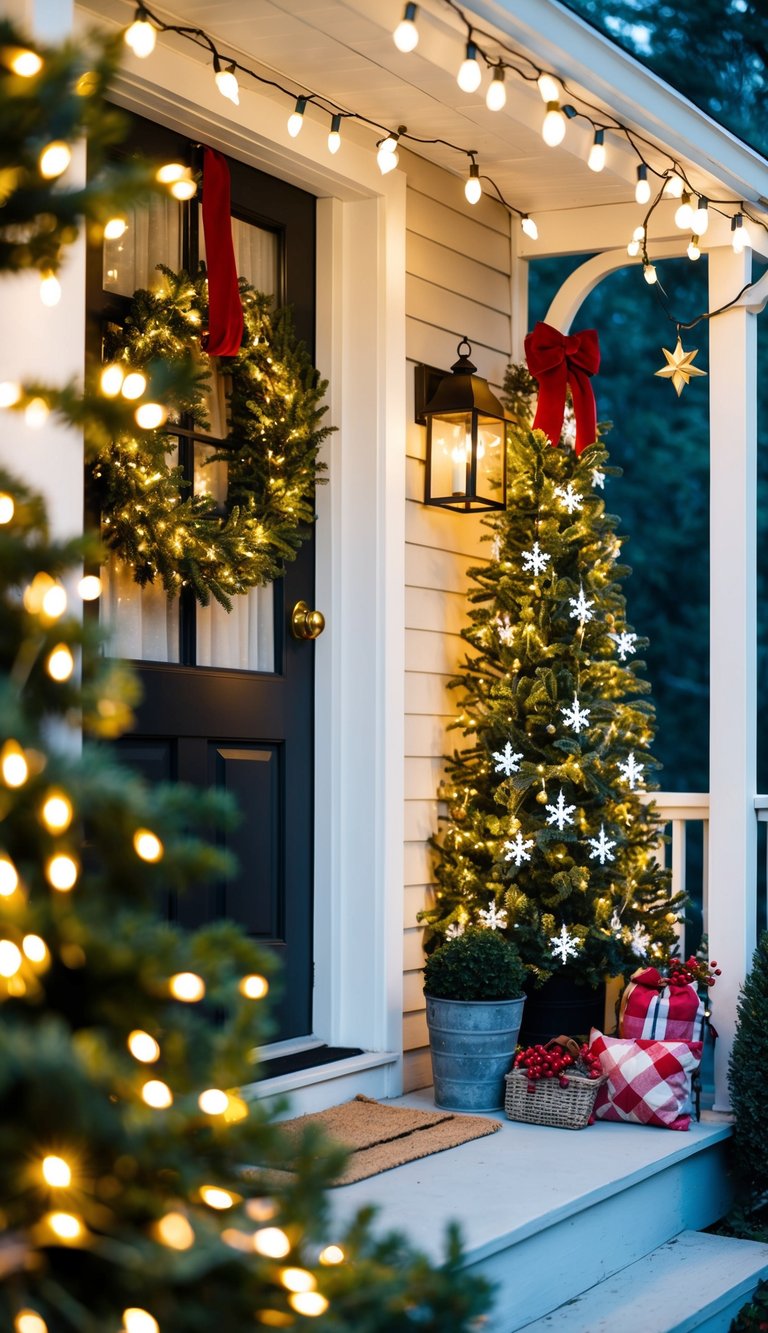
328,1088 -> 733,1332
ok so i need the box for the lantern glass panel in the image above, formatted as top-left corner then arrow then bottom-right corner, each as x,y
428,411 -> 473,498
475,414 -> 506,505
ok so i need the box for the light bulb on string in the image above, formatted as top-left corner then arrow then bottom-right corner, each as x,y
156,163 -> 185,184
39,141 -> 71,179
23,934 -> 48,963
128,1029 -> 161,1062
664,173 -> 684,197
627,225 -> 644,257
8,49 -> 43,77
0,939 -> 22,978
46,853 -> 78,892
40,271 -> 61,307
124,7 -> 156,59
537,72 -> 560,102
635,164 -> 651,204
41,791 -> 73,832
587,129 -> 605,172
142,1079 -> 173,1108
239,973 -> 269,998
0,855 -> 18,896
687,234 -> 701,261
213,56 -> 239,105
542,103 -> 575,146
42,1155 -> 71,1187
46,644 -> 74,681
693,196 -> 709,234
377,129 -> 401,175
135,402 -> 168,430
674,192 -> 693,230
486,66 -> 506,111
327,114 -> 342,154
103,217 -> 127,240
0,381 -> 21,408
287,96 -> 307,138
393,2 -> 419,52
15,1312 -> 48,1333
289,1294 -> 329,1318
521,215 -> 538,241
169,169 -> 197,200
170,971 -> 205,1001
25,398 -> 49,429
731,213 -> 752,253
0,493 -> 13,524
121,371 -> 147,400
464,161 -> 482,205
457,41 -> 482,93
133,828 -> 164,862
78,575 -> 101,601
1,741 -> 27,787
643,262 -> 658,285
100,363 -> 125,396
123,1311 -> 160,1333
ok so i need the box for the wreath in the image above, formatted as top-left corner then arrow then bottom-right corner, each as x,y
90,266 -> 330,608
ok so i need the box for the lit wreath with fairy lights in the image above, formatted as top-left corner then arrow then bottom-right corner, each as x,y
90,266 -> 330,608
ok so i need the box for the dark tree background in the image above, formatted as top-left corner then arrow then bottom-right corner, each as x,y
530,2 -> 768,794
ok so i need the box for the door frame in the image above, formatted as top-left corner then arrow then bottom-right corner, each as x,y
103,37 -> 407,1091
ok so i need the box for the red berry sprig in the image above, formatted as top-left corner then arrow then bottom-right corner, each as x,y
667,955 -> 721,988
513,1042 -> 602,1093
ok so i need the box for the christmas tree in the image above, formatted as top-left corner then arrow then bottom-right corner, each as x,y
0,23 -> 492,1333
422,365 -> 683,991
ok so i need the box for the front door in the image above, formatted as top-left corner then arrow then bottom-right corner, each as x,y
87,113 -> 318,1043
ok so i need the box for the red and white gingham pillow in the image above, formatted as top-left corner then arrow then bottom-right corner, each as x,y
588,1029 -> 702,1131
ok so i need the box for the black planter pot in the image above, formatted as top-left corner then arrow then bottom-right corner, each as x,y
517,974 -> 605,1048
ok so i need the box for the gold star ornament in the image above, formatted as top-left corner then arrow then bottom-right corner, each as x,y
655,337 -> 707,396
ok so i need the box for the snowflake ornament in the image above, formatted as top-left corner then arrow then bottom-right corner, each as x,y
568,584 -> 595,626
561,695 -> 591,733
587,824 -> 616,865
610,630 -> 637,662
493,742 -> 523,777
503,832 -> 534,866
609,910 -> 623,936
545,788 -> 577,831
496,613 -> 515,646
629,922 -> 651,957
550,923 -> 580,964
521,541 -> 551,576
618,752 -> 645,790
554,483 -> 583,516
491,534 -> 502,561
592,468 -> 605,490
479,902 -> 508,931
445,921 -> 465,940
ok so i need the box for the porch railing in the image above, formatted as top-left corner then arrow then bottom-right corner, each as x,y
642,791 -> 710,957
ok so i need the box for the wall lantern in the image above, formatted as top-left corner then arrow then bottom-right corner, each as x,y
417,338 -> 508,511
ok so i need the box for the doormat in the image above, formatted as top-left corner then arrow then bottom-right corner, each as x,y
246,1095 -> 501,1187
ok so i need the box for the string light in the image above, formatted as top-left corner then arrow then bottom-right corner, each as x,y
169,971 -> 205,1001
0,940 -> 22,977
123,1312 -> 160,1333
393,3 -> 419,52
536,72 -> 559,102
0,381 -> 21,408
464,161 -> 482,205
24,397 -> 49,429
1,741 -> 28,787
141,1079 -> 173,1108
287,96 -> 307,138
520,215 -> 538,240
78,574 -> 102,601
239,973 -> 269,999
674,192 -> 694,230
214,55 -> 240,105
664,173 -> 684,197
39,270 -> 61,307
627,225 -> 644,257
643,262 -> 658,285
170,171 -> 196,200
288,1294 -> 329,1318
135,402 -> 168,430
0,856 -> 18,896
327,113 -> 342,154
14,1312 -> 48,1333
41,792 -> 73,832
732,213 -> 752,253
39,141 -> 71,179
542,102 -> 571,147
634,164 -> 651,204
8,49 -> 43,77
41,583 -> 67,619
155,163 -> 185,184
587,129 -> 605,172
456,40 -> 482,93
318,1245 -> 345,1265
253,1226 -> 291,1258
376,128 -> 401,174
45,1210 -> 83,1241
42,1155 -> 71,1187
198,1088 -> 229,1115
124,7 -> 157,58
693,196 -> 710,234
100,363 -> 125,396
23,935 -> 49,963
280,1268 -> 316,1293
133,829 -> 164,862
485,66 -> 506,111
688,235 -> 701,261
45,853 -> 79,892
200,1186 -> 236,1209
121,371 -> 147,400
128,1029 -> 161,1062
103,217 -> 128,240
154,1212 -> 194,1249
46,644 -> 75,681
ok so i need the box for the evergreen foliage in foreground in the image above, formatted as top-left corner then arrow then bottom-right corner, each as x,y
421,368 -> 683,990
729,932 -> 768,1209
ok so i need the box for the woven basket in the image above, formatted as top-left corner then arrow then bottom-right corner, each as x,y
504,1038 -> 606,1130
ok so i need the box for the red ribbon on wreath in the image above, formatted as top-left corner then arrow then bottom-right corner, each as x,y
201,147 -> 244,357
524,321 -> 600,455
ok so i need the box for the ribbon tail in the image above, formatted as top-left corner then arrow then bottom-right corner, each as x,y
201,148 -> 244,358
531,363 -> 568,446
568,366 -> 597,455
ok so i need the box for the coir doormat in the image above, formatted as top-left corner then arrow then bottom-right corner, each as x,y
254,1094 -> 501,1186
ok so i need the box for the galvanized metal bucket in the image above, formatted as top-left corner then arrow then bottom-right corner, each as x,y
425,994 -> 525,1111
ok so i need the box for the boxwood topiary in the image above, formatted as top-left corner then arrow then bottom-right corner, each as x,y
423,928 -> 526,1001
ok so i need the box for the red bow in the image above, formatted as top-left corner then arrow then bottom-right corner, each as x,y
524,322 -> 600,455
631,967 -> 665,990
201,148 -> 244,357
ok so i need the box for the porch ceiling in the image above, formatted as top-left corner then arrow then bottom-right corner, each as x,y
88,0 -> 768,225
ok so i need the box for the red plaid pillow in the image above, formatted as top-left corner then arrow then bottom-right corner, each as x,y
588,1029 -> 702,1131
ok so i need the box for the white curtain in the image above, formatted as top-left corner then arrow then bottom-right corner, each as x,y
103,195 -> 181,297
101,558 -> 180,663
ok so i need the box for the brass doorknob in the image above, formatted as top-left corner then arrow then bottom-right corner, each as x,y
290,600 -> 326,640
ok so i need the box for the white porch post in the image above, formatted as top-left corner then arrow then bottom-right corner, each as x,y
707,244 -> 757,1112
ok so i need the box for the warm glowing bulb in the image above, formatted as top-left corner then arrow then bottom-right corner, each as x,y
42,792 -> 73,832
377,145 -> 399,174
464,166 -> 481,205
46,1210 -> 82,1240
78,574 -> 102,601
121,371 -> 147,400
0,856 -> 18,896
200,1186 -> 235,1209
9,49 -> 43,77
280,1268 -> 316,1293
643,263 -> 658,285
664,173 -> 684,197
23,934 -> 48,963
123,1312 -> 159,1333
327,115 -> 342,155
319,1244 -> 345,1265
674,193 -> 693,230
39,141 -> 71,179
156,163 -> 185,184
104,217 -> 127,240
587,132 -> 605,172
537,72 -> 560,102
46,644 -> 74,681
135,402 -> 168,430
134,829 -> 164,862
521,215 -> 538,241
687,236 -> 701,261
40,271 -> 61,307
215,65 -> 240,105
253,1226 -> 291,1258
0,381 -> 21,408
155,1212 -> 194,1249
542,104 -> 565,147
732,215 -> 752,253
0,495 -> 13,524
170,177 -> 197,200
128,1029 -> 161,1062
289,1293 -> 329,1317
239,973 -> 269,999
1,743 -> 28,788
25,398 -> 49,429
99,363 -> 125,397
198,1088 -> 229,1115
42,1155 -> 71,1187
693,197 -> 709,234
393,3 -> 419,51
170,971 -> 205,1002
142,1079 -> 173,1108
0,940 -> 22,977
15,1312 -> 48,1333
486,68 -> 506,111
42,583 -> 67,618
457,43 -> 482,93
287,97 -> 307,138
124,15 -> 156,58
46,854 -> 78,892
635,165 -> 651,204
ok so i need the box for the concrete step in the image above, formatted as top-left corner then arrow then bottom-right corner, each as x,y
515,1230 -> 768,1333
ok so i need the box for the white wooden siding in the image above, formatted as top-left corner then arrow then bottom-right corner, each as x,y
401,148 -> 512,1091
